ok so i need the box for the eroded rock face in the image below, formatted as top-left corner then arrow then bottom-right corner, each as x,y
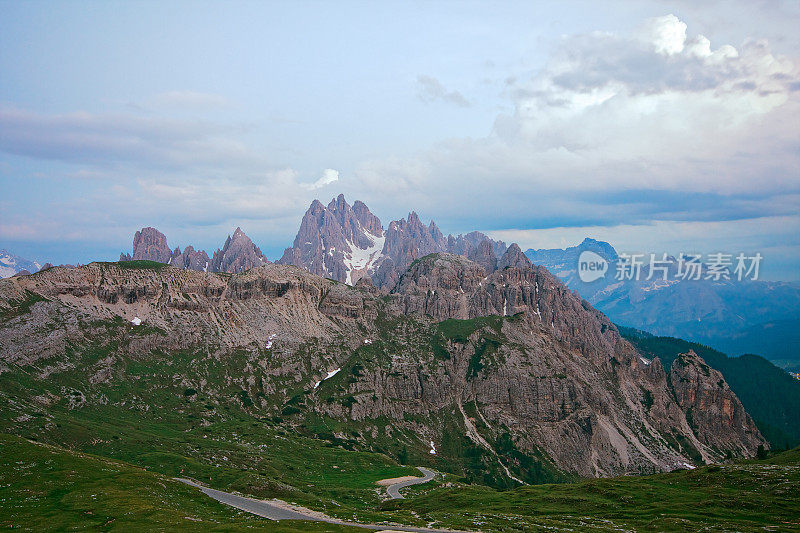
670,350 -> 764,455
170,246 -> 210,272
0,254 -> 766,481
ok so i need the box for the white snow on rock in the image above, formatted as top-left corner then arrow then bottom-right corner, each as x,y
313,367 -> 341,389
343,231 -> 385,285
131,317 -> 142,326
429,440 -> 437,455
640,356 -> 651,366
265,333 -> 277,349
364,339 -> 372,345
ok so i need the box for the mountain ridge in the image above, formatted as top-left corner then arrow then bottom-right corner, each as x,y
0,250 -> 765,482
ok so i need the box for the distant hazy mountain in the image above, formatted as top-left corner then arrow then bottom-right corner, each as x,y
0,249 -> 41,278
526,239 -> 800,366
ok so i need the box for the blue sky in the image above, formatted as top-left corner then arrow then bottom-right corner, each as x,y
1,0 -> 799,279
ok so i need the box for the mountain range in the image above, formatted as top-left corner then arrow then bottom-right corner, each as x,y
0,249 -> 41,278
114,195 -> 507,289
276,194 -> 507,289
0,244 -> 765,483
118,226 -> 270,273
6,196 -> 798,373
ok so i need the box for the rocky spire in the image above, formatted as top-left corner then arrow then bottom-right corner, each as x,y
498,243 -> 533,270
210,227 -> 269,273
120,227 -> 172,263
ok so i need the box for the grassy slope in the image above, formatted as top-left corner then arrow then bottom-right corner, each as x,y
387,448 -> 800,532
0,433 -> 361,532
0,340 -> 426,527
622,332 -> 800,449
5,430 -> 796,533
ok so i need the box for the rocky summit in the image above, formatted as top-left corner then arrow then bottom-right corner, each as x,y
279,195 -> 508,289
0,249 -> 764,481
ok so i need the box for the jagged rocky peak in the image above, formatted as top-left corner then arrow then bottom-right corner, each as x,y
210,227 -> 269,274
120,227 -> 172,263
279,195 -> 385,285
498,243 -> 533,270
171,245 -> 210,272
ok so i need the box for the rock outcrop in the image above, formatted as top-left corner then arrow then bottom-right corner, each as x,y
119,227 -> 172,263
669,350 -> 763,456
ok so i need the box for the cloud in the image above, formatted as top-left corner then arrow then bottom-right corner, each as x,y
149,90 -> 231,109
357,15 -> 799,205
637,14 -> 688,55
301,168 -> 339,190
416,75 -> 471,107
343,14 -> 800,276
0,105 -> 259,171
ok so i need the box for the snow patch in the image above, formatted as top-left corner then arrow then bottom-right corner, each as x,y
429,440 -> 437,455
131,317 -> 142,326
343,231 -> 385,285
313,367 -> 341,389
266,333 -> 277,349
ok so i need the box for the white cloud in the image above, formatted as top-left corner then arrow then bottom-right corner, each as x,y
356,14 -> 799,205
301,168 -> 339,190
637,14 -> 687,55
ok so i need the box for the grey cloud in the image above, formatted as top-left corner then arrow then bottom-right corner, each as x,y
0,106 -> 260,172
416,75 -> 471,107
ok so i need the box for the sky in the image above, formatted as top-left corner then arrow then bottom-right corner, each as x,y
1,0 -> 798,279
